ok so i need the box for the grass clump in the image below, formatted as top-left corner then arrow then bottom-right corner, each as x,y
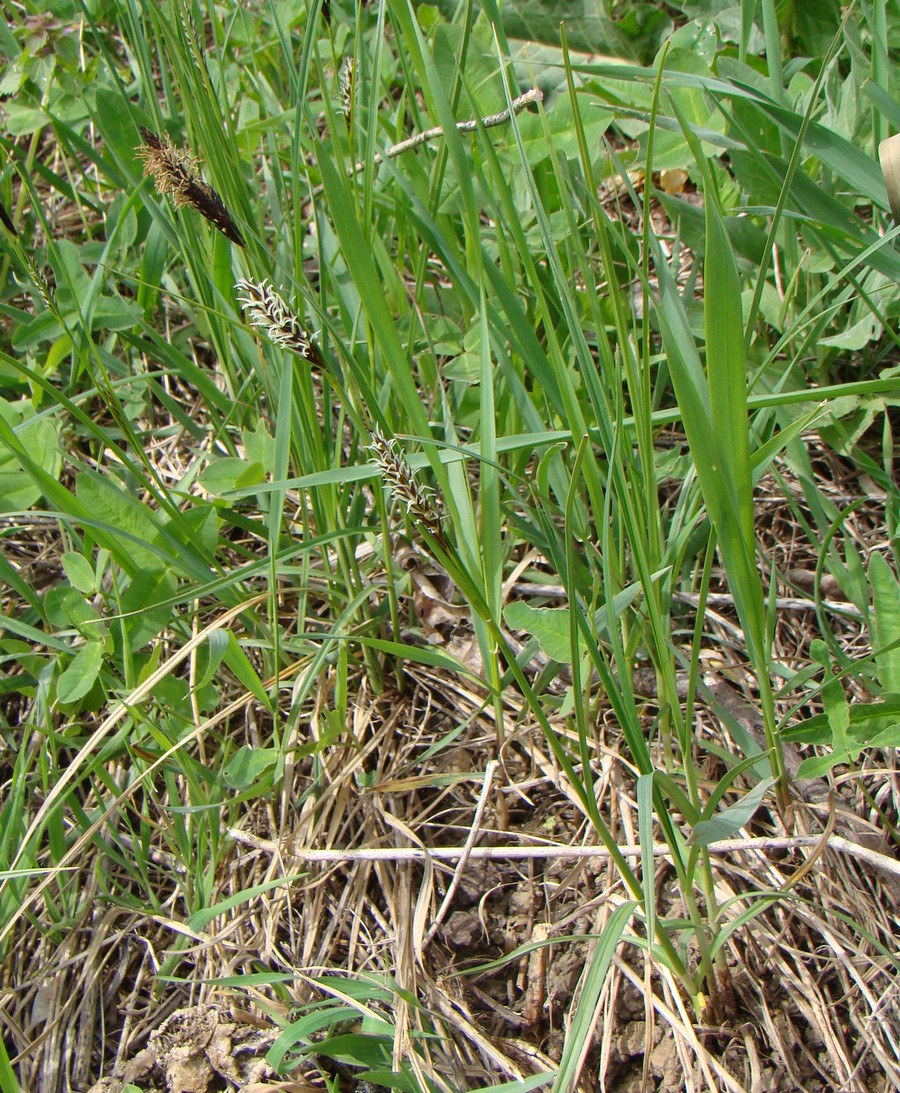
0,1 -> 899,1091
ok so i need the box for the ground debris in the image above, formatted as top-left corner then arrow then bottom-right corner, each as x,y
87,1004 -> 277,1093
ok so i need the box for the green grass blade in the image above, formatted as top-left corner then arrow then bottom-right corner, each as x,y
551,902 -> 636,1093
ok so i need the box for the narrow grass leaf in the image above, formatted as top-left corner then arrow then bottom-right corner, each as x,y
184,875 -> 305,934
551,901 -> 636,1093
223,632 -> 274,711
267,1006 -> 364,1072
469,1077 -> 553,1093
356,1069 -> 417,1093
637,773 -> 656,949
315,145 -> 432,445
654,99 -> 782,784
0,1035 -> 22,1093
701,162 -> 769,674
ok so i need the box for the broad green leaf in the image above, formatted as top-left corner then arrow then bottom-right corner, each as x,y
793,641 -> 857,774
505,582 -> 648,665
870,553 -> 900,694
819,312 -> 882,352
223,746 -> 278,788
870,723 -> 900,749
0,400 -> 62,513
3,102 -> 49,136
12,295 -> 143,350
822,673 -> 853,760
199,456 -> 265,496
48,239 -> 90,315
648,57 -> 727,170
76,471 -> 167,573
796,750 -> 853,780
242,422 -> 276,470
432,22 -> 505,118
44,586 -> 104,634
689,778 -> 775,846
61,552 -> 96,595
504,601 -> 573,662
56,641 -> 105,705
120,569 -> 177,652
424,0 -> 670,59
199,457 -> 266,496
783,696 -> 900,746
171,502 -> 220,562
516,94 -> 613,165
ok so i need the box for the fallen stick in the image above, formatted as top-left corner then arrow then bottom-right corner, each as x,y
227,828 -> 900,877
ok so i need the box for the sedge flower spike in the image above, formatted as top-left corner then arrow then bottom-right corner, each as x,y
136,127 -> 245,246
339,58 -> 354,122
367,426 -> 444,541
235,278 -> 323,365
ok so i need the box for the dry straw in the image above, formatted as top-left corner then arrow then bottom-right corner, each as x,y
136,126 -> 245,246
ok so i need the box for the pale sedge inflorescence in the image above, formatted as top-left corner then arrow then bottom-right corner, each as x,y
367,425 -> 444,541
235,278 -> 322,365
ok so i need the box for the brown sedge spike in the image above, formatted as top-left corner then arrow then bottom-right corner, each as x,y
136,126 -> 245,247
